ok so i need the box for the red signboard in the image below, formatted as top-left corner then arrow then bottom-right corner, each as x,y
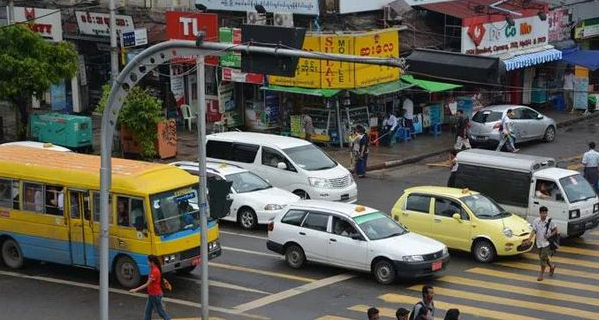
165,11 -> 218,65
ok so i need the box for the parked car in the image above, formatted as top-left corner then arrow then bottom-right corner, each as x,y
0,141 -> 72,152
468,105 -> 556,148
391,186 -> 533,263
171,161 -> 300,229
267,201 -> 449,284
206,132 -> 357,202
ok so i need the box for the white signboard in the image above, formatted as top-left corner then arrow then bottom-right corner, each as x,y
339,0 -> 455,14
122,28 -> 148,47
11,7 -> 62,42
75,11 -> 134,36
195,0 -> 319,15
461,15 -> 549,56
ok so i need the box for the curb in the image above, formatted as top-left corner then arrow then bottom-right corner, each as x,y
353,111 -> 599,173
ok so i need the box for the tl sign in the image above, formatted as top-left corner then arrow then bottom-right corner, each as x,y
11,7 -> 63,42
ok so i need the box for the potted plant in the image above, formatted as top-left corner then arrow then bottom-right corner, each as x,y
96,85 -> 177,159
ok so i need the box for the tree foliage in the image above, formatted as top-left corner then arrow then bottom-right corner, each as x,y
0,25 -> 79,138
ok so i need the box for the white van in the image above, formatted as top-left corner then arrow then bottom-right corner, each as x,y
454,149 -> 599,237
206,132 -> 357,203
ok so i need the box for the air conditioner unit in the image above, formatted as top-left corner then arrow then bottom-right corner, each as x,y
247,11 -> 267,25
384,6 -> 400,22
273,12 -> 294,27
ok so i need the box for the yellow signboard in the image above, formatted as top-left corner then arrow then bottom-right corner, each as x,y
320,34 -> 355,88
354,30 -> 400,87
269,35 -> 321,88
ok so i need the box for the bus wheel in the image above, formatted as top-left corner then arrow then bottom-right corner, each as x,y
115,256 -> 141,289
1,239 -> 24,269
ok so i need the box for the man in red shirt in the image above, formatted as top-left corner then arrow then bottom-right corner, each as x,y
130,255 -> 172,320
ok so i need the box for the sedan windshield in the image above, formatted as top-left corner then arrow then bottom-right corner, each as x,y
353,212 -> 407,240
150,186 -> 199,236
226,171 -> 271,193
560,175 -> 597,203
472,111 -> 502,123
283,144 -> 337,171
461,194 -> 510,219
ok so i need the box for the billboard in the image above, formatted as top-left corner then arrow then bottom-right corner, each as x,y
195,0 -> 319,15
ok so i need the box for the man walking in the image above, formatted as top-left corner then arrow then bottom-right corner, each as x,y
496,109 -> 519,152
525,206 -> 558,281
403,96 -> 414,132
582,141 -> 599,194
396,308 -> 410,320
411,285 -> 435,320
454,110 -> 471,151
563,68 -> 575,113
367,307 -> 380,320
382,111 -> 399,146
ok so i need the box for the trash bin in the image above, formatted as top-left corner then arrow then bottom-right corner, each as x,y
29,112 -> 92,149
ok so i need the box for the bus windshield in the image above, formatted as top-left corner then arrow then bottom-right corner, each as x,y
150,186 -> 200,236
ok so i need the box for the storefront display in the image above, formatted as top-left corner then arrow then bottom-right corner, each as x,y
302,107 -> 336,142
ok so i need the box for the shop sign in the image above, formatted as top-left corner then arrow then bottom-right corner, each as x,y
170,65 -> 186,106
575,19 -> 599,39
75,11 -> 134,36
122,28 -> 148,48
50,80 -> 67,111
548,8 -> 571,42
354,30 -> 400,87
222,67 -> 264,84
166,11 -> 218,65
338,0 -> 453,14
207,98 -> 221,122
269,35 -> 322,88
195,0 -> 319,15
320,35 -> 355,88
219,27 -> 242,68
11,7 -> 62,42
218,81 -> 235,113
461,15 -> 548,56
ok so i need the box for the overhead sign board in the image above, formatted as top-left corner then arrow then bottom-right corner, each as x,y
11,7 -> 62,42
339,0 -> 458,14
195,0 -> 319,15
122,28 -> 148,47
76,11 -> 134,36
165,11 -> 219,65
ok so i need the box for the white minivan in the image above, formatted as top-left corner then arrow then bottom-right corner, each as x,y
206,132 -> 357,202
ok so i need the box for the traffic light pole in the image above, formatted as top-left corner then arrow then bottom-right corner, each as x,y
100,39 -> 404,320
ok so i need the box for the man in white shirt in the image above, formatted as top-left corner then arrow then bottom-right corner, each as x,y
382,111 -> 398,146
563,69 -> 575,112
496,109 -> 518,152
582,141 -> 599,193
525,206 -> 558,281
402,97 -> 414,131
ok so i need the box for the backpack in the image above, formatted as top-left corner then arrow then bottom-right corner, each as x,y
409,301 -> 425,320
545,218 -> 560,251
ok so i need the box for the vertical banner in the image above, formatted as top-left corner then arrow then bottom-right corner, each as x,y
574,77 -> 589,110
50,80 -> 67,111
320,35 -> 355,88
169,65 -> 186,106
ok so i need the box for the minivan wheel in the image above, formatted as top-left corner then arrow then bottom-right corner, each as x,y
473,240 -> 496,263
285,244 -> 306,269
544,126 -> 556,142
373,259 -> 396,285
1,239 -> 24,269
293,190 -> 310,200
238,208 -> 258,230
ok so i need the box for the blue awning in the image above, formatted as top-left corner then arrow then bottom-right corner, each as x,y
561,47 -> 599,71
502,48 -> 562,71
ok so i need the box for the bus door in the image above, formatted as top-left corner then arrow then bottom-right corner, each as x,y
68,190 -> 92,266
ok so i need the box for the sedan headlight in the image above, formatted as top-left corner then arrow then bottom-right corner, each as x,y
442,246 -> 449,256
264,204 -> 284,211
402,255 -> 424,262
503,227 -> 513,238
309,177 -> 332,189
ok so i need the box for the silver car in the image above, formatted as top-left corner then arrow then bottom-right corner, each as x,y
468,105 -> 557,147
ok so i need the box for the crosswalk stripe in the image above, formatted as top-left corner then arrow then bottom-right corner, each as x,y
522,252 -> 599,269
568,163 -> 584,170
558,244 -> 599,257
572,238 -> 599,246
590,231 -> 599,237
438,275 -> 599,307
209,262 -> 316,283
467,267 -> 599,293
348,305 -> 441,320
406,285 -> 599,320
495,261 -> 599,281
314,316 -> 356,320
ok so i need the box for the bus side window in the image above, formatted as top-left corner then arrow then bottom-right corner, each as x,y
0,178 -> 14,209
23,182 -> 44,213
45,185 -> 64,216
116,196 -> 146,230
131,198 -> 147,231
92,192 -> 113,224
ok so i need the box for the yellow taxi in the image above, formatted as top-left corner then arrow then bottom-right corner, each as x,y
391,186 -> 533,263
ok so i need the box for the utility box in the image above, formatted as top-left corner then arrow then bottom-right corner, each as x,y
29,113 -> 92,149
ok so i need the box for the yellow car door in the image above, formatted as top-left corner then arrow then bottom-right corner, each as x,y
392,193 -> 433,237
431,197 -> 472,250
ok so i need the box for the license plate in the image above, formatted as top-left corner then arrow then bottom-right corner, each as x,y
341,194 -> 349,201
432,261 -> 442,271
192,257 -> 201,266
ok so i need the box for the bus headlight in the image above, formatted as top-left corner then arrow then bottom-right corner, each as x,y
208,240 -> 220,252
163,254 -> 177,264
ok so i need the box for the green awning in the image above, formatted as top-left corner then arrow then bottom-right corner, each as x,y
350,80 -> 414,96
400,75 -> 462,92
261,85 -> 341,98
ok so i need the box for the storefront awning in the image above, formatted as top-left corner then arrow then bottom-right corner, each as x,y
400,75 -> 462,93
350,80 -> 414,96
502,48 -> 563,72
561,47 -> 599,71
261,85 -> 341,98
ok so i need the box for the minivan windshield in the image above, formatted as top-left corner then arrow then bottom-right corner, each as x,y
226,171 -> 271,193
461,194 -> 510,219
150,186 -> 199,236
283,144 -> 337,171
353,212 -> 407,240
472,111 -> 502,123
560,175 -> 597,203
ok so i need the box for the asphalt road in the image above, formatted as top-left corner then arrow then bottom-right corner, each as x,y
1,117 -> 599,320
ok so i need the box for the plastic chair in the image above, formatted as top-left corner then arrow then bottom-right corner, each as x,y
369,128 -> 379,147
396,127 -> 412,142
180,104 -> 195,132
431,122 -> 442,136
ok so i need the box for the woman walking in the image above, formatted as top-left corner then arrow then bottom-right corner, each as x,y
354,125 -> 369,178
130,255 -> 172,320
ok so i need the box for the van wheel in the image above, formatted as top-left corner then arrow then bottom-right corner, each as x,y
285,244 -> 306,269
238,208 -> 258,230
373,259 -> 396,285
473,240 -> 496,263
114,256 -> 141,289
1,239 -> 24,269
543,126 -> 556,142
569,231 -> 585,238
293,190 -> 310,199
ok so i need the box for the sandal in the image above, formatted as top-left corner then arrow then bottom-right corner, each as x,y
549,264 -> 556,276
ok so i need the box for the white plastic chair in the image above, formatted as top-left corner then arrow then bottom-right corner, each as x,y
180,104 -> 195,132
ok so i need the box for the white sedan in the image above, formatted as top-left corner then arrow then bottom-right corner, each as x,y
267,201 -> 449,284
172,161 -> 300,229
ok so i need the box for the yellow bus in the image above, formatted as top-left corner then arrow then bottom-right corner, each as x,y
0,146 -> 221,288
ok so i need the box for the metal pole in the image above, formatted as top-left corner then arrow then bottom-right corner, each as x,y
109,0 -> 118,85
196,56 -> 210,320
8,0 -> 14,24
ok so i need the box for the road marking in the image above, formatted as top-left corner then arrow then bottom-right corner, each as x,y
425,160 -> 450,168
438,275 -> 599,307
314,317 -> 356,320
220,230 -> 268,240
175,277 -> 272,295
572,237 -> 599,246
467,267 -> 599,293
222,246 -> 282,259
522,252 -> 599,270
558,244 -> 599,257
233,273 -> 355,313
567,163 -> 584,170
0,270 -> 267,319
495,261 -> 599,281
407,285 -> 599,320
209,262 -> 317,283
